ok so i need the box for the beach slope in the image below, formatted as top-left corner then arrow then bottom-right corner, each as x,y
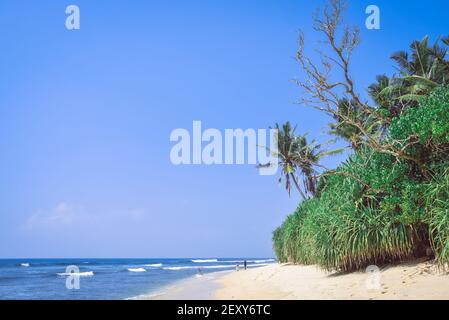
215,260 -> 449,300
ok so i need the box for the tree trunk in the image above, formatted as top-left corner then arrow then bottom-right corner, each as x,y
290,173 -> 307,200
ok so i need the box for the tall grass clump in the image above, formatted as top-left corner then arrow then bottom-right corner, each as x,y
273,86 -> 449,271
426,166 -> 449,266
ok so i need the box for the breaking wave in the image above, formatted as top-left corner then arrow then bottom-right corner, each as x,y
164,263 -> 270,271
128,268 -> 146,272
252,259 -> 275,263
57,271 -> 94,277
144,263 -> 162,267
165,265 -> 234,270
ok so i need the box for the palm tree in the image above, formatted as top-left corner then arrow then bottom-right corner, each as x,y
368,75 -> 403,120
260,122 -> 343,199
370,36 -> 449,116
270,122 -> 307,199
392,36 -> 448,84
329,98 -> 373,150
295,134 -> 323,196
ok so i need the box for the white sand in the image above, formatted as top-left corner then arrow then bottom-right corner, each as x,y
143,259 -> 449,300
215,260 -> 449,300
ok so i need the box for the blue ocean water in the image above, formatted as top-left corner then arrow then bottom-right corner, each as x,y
0,258 -> 275,299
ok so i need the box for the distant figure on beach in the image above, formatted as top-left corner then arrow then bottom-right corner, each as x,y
236,264 -> 240,271
197,268 -> 203,276
244,260 -> 247,270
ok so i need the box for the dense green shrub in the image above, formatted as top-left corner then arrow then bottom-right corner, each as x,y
273,86 -> 449,271
274,148 -> 424,271
389,86 -> 449,145
426,166 -> 449,266
389,86 -> 449,165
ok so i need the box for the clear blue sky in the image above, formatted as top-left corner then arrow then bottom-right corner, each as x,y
0,0 -> 448,258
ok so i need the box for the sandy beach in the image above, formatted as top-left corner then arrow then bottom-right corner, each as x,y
137,271 -> 230,300
147,260 -> 449,300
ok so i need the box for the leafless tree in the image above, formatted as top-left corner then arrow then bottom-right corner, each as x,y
294,0 -> 424,170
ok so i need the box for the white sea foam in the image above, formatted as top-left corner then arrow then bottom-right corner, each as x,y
163,263 -> 272,271
57,271 -> 94,277
164,265 -> 234,271
144,263 -> 162,267
127,293 -> 162,300
191,259 -> 218,263
247,263 -> 270,267
127,291 -> 167,300
210,259 -> 275,263
163,266 -> 190,270
252,259 -> 275,263
20,263 -> 30,267
128,268 -> 146,272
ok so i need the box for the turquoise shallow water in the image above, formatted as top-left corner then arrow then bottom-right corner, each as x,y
0,258 -> 274,299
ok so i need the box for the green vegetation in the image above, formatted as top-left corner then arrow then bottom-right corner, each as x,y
271,0 -> 449,271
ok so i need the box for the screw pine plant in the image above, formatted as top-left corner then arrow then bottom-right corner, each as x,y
272,0 -> 449,271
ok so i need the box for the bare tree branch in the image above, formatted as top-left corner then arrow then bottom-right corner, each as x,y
294,0 -> 425,170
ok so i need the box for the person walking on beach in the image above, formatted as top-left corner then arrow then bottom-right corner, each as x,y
244,260 -> 247,270
236,264 -> 240,271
